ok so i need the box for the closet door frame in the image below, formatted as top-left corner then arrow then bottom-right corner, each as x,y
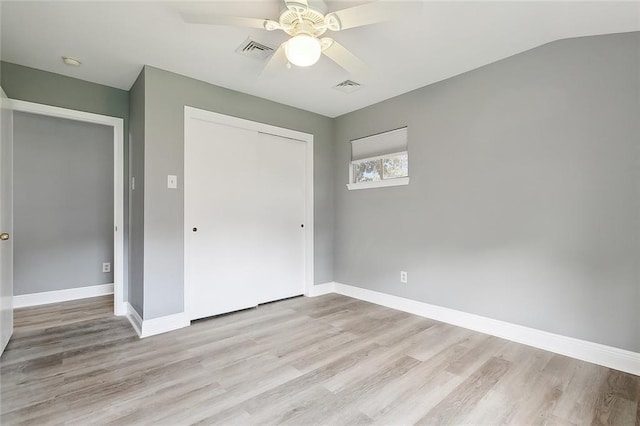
183,106 -> 314,319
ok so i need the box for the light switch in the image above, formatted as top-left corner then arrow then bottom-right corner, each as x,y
168,175 -> 177,189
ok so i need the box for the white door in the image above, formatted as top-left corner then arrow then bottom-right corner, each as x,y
185,118 -> 307,321
0,88 -> 13,355
254,133 -> 305,304
186,119 -> 261,320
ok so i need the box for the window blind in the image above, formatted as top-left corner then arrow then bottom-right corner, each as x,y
351,127 -> 407,161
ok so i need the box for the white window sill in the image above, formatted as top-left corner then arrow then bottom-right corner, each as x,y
346,177 -> 410,191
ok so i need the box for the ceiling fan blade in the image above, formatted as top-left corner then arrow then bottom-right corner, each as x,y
181,12 -> 269,29
261,43 -> 288,76
321,38 -> 368,78
325,1 -> 422,31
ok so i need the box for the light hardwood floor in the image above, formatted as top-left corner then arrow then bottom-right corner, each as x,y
1,294 -> 638,425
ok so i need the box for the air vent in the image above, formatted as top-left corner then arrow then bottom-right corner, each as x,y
334,80 -> 362,94
235,37 -> 275,61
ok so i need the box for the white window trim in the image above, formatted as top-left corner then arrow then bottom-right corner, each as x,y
347,177 -> 410,191
347,150 -> 409,191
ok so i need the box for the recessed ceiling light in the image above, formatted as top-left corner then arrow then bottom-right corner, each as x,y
62,56 -> 81,67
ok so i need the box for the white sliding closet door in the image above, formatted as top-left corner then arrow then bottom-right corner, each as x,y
186,119 -> 261,320
255,133 -> 306,304
186,117 -> 306,321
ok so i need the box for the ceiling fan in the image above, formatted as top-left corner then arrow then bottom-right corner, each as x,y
181,0 -> 418,77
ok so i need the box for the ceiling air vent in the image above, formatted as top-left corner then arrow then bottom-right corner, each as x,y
334,80 -> 362,94
235,37 -> 275,61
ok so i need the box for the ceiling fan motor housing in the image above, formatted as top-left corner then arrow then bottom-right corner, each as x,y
279,4 -> 328,37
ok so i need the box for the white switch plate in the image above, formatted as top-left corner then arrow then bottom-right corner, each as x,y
168,175 -> 177,189
103,263 -> 111,273
400,271 -> 408,284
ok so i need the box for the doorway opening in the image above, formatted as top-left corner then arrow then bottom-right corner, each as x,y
9,100 -> 125,315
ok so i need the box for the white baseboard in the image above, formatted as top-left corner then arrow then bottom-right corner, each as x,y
332,282 -> 640,376
14,283 -> 114,308
307,282 -> 336,297
125,303 -> 190,338
126,303 -> 143,336
141,312 -> 190,338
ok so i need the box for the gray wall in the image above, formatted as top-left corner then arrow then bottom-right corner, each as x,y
141,66 -> 334,319
13,112 -> 114,294
128,69 -> 145,315
1,62 -> 129,121
334,32 -> 640,352
1,61 -> 131,297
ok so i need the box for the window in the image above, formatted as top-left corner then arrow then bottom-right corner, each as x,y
351,152 -> 408,183
347,127 -> 409,190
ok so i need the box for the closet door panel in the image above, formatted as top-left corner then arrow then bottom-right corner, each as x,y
254,133 -> 306,304
186,119 -> 260,320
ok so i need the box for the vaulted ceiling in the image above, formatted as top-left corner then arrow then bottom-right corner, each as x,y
1,1 -> 639,117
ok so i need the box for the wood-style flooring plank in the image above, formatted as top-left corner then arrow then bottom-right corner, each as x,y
416,356 -> 511,425
1,294 -> 638,425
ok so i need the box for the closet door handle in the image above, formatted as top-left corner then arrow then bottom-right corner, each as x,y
0,233 -> 9,241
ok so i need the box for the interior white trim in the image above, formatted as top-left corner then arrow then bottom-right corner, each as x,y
126,303 -> 189,338
307,282 -> 336,297
7,99 -> 126,316
139,312 -> 190,338
183,106 -> 314,319
330,282 -> 640,376
125,302 -> 143,336
14,283 -> 114,308
347,177 -> 410,191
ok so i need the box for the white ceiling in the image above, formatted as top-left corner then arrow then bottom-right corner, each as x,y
1,1 -> 639,117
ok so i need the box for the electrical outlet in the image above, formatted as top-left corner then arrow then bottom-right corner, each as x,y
102,262 -> 111,273
400,271 -> 408,284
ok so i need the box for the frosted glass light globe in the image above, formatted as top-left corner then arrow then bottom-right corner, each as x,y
284,34 -> 322,67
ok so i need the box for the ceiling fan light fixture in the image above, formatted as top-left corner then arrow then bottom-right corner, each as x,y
284,34 -> 321,67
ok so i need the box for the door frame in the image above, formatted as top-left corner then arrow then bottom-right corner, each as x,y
1,88 -> 14,355
9,99 -> 126,316
183,106 -> 314,319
